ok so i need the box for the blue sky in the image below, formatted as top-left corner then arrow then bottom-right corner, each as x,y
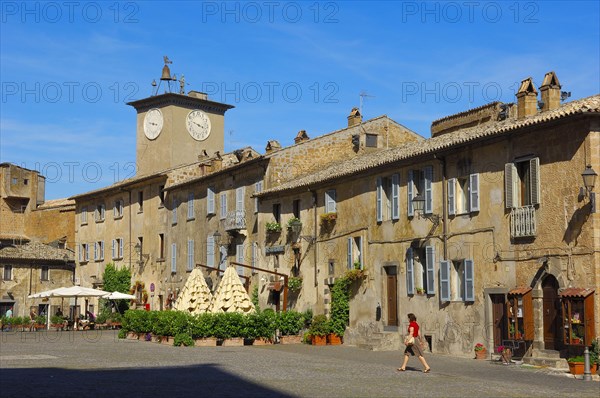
1,1 -> 599,200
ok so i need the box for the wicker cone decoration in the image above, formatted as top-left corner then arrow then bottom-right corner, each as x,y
209,265 -> 255,314
172,268 -> 213,314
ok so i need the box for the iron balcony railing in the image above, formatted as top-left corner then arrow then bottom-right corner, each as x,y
224,210 -> 246,231
510,205 -> 536,238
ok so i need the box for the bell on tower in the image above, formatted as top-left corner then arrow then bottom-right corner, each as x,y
153,56 -> 176,95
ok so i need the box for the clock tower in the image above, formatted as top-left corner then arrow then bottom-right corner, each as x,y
127,60 -> 234,176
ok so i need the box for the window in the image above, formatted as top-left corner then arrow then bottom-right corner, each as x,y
206,235 -> 215,266
3,265 -> 12,281
406,246 -> 435,295
377,174 -> 399,222
236,244 -> 245,276
94,241 -> 104,261
11,177 -> 17,184
346,236 -> 363,270
254,181 -> 263,213
448,174 -> 479,215
41,266 -> 49,281
325,189 -> 337,213
159,233 -> 165,259
220,192 -> 227,219
272,203 -> 281,223
187,240 -> 194,271
187,192 -> 195,220
207,187 -> 215,215
505,157 -> 540,208
112,238 -> 124,260
365,134 -> 378,147
23,178 -> 28,185
81,243 -> 89,262
159,185 -> 165,207
114,200 -> 123,218
172,197 -> 178,225
293,199 -> 301,219
440,259 -> 474,302
80,207 -> 88,225
407,166 -> 433,216
235,187 -> 244,212
95,204 -> 105,222
138,191 -> 144,212
171,243 -> 177,273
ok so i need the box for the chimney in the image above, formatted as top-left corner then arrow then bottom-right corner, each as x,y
539,71 -> 561,112
294,130 -> 310,144
347,107 -> 362,127
265,140 -> 281,154
516,77 -> 538,119
211,151 -> 223,171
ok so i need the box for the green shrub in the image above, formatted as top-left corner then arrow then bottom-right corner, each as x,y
117,329 -> 127,339
213,312 -> 245,339
308,314 -> 330,337
568,356 -> 585,363
123,310 -> 153,333
329,277 -> 351,337
190,313 -> 216,339
591,339 -> 599,365
302,309 -> 313,328
277,311 -> 304,336
35,315 -> 46,325
50,315 -> 64,325
173,333 -> 195,347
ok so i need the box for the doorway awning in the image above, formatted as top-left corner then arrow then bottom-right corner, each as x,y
508,287 -> 532,295
559,287 -> 594,298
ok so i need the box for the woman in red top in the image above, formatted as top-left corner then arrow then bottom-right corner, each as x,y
398,313 -> 431,373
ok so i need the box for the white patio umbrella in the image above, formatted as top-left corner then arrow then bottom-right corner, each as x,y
28,286 -> 110,298
209,265 -> 255,314
102,291 -> 136,300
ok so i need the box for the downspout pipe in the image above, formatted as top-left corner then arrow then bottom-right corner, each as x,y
434,154 -> 448,260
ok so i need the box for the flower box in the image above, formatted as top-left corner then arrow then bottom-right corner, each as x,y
568,361 -> 597,375
194,338 -> 218,347
251,338 -> 273,346
311,335 -> 327,346
280,335 -> 302,345
221,337 -> 244,347
327,333 -> 342,345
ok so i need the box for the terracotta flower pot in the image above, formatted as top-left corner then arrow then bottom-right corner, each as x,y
311,335 -> 326,346
327,333 -> 342,345
194,338 -> 218,347
280,335 -> 302,345
221,337 -> 244,347
568,362 -> 598,375
475,349 -> 487,360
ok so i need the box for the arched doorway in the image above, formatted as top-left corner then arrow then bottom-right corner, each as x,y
542,275 -> 560,350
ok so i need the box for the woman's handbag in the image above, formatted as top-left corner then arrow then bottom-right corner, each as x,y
404,335 -> 415,346
418,336 -> 428,351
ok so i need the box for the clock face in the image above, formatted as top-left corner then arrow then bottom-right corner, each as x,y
186,110 -> 211,141
143,108 -> 163,140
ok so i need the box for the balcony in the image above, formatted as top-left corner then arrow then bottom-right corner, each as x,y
224,210 -> 246,231
510,205 -> 536,238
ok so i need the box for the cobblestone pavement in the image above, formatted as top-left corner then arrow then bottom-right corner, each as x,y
1,330 -> 598,398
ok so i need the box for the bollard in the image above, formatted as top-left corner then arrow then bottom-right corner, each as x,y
583,347 -> 592,381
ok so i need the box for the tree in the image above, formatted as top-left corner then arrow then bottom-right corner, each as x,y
101,263 -> 131,315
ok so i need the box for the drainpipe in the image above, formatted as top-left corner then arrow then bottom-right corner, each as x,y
434,154 -> 448,260
311,190 -> 318,289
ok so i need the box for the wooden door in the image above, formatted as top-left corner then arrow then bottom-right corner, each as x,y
491,294 -> 505,346
542,275 -> 560,350
387,273 -> 398,326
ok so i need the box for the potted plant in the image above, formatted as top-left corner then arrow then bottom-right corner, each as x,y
34,315 -> 46,330
266,221 -> 282,234
277,311 -> 304,344
287,217 -> 302,231
567,355 -> 598,375
308,314 -> 329,346
416,287 -> 425,295
497,345 -> 512,364
591,339 -> 600,371
474,343 -> 487,360
50,315 -> 64,330
287,276 -> 303,293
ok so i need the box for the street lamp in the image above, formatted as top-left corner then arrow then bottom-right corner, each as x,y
412,193 -> 425,213
213,231 -> 222,246
582,165 -> 597,213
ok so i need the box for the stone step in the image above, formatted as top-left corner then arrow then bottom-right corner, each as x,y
522,356 -> 569,370
531,349 -> 562,359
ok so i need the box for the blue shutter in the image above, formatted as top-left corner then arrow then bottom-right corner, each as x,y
406,248 -> 414,295
464,259 -> 474,302
236,187 -> 244,211
236,244 -> 244,275
469,173 -> 480,212
220,193 -> 227,219
392,173 -> 399,220
119,239 -> 123,258
447,178 -> 456,216
171,243 -> 177,273
376,177 -> 383,222
207,187 -> 215,214
347,237 -> 353,269
504,163 -> 515,208
530,158 -> 541,205
254,181 -> 262,213
424,166 -> 433,214
440,260 -> 450,302
425,245 -> 435,295
206,236 -> 214,267
94,242 -> 98,261
100,241 -> 104,260
358,236 -> 363,269
326,190 -> 337,213
111,240 -> 116,259
187,240 -> 194,271
407,170 -> 414,217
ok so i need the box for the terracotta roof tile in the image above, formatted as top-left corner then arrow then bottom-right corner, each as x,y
0,241 -> 74,261
559,287 -> 594,298
508,287 -> 532,295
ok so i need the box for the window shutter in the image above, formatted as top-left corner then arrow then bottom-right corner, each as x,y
207,187 -> 215,214
94,242 -> 98,261
172,198 -> 178,224
99,241 -> 104,260
406,248 -> 414,295
119,239 -> 123,258
440,260 -> 450,302
171,243 -> 177,273
469,173 -> 480,212
78,244 -> 82,262
112,239 -> 116,259
236,244 -> 244,275
424,166 -> 433,214
326,190 -> 337,213
530,157 -> 541,205
187,240 -> 194,271
347,237 -> 353,269
504,163 -> 515,208
376,177 -> 383,222
236,187 -> 244,211
447,178 -> 456,216
464,259 -> 474,302
206,236 -> 214,266
254,181 -> 262,213
407,170 -> 414,217
358,237 -> 363,269
392,173 -> 400,220
425,245 -> 435,295
188,192 -> 194,219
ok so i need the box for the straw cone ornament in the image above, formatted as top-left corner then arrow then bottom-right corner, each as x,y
209,265 -> 255,314
172,268 -> 213,314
